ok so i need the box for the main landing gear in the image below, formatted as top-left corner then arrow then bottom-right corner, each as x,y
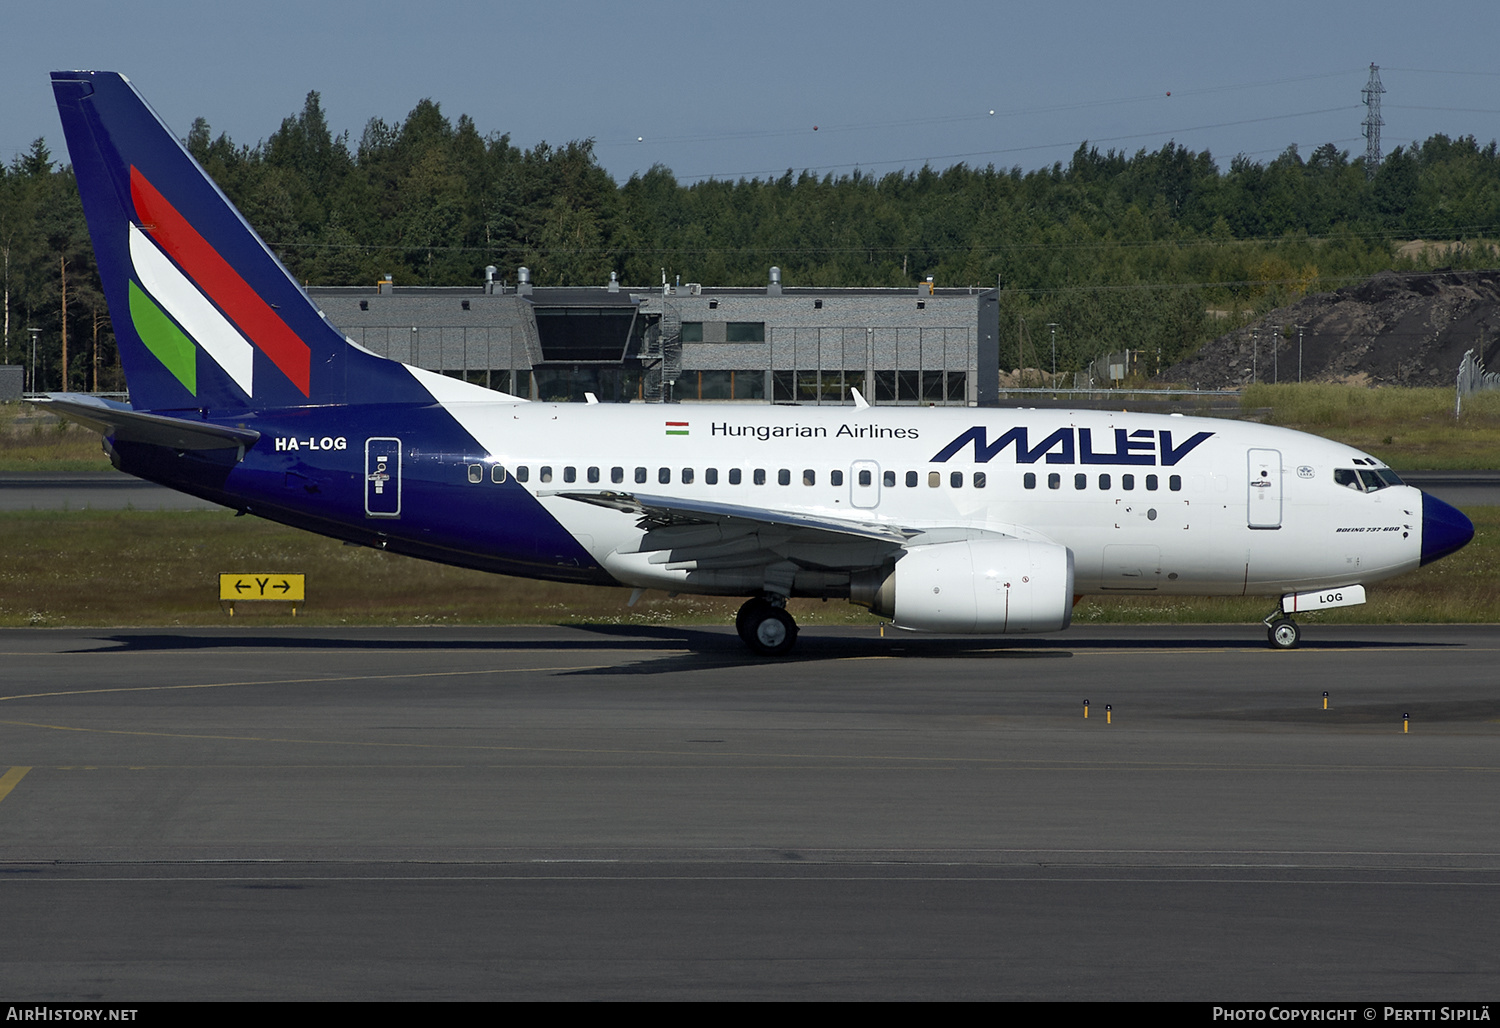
736,596 -> 799,657
1264,612 -> 1301,650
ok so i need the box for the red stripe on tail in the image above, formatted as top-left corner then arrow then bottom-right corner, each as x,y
130,166 -> 310,396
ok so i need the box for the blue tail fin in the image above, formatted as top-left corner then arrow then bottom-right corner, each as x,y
52,71 -> 382,413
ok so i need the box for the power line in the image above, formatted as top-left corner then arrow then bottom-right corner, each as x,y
268,221 -> 1500,258
677,106 -> 1360,183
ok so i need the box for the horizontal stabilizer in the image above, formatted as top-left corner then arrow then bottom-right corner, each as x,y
38,393 -> 260,452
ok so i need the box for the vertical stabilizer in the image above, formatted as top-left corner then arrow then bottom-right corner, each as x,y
50,71 -> 406,412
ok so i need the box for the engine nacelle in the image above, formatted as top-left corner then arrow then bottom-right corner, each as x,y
851,538 -> 1074,634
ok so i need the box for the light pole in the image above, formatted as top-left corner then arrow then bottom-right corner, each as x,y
1270,324 -> 1280,384
1297,325 -> 1305,383
1046,323 -> 1058,386
27,327 -> 40,393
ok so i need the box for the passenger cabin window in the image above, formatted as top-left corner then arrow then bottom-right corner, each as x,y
467,464 -> 482,484
1097,473 -> 1110,490
754,469 -> 766,486
973,472 -> 986,489
659,467 -> 671,484
491,465 -> 507,484
778,469 -> 791,486
803,469 -> 815,486
1122,474 -> 1135,491
587,466 -> 599,484
951,472 -> 963,488
681,468 -> 694,485
1024,472 -> 1036,489
705,468 -> 718,485
906,471 -> 918,488
635,467 -> 647,484
611,467 -> 623,484
539,466 -> 553,483
831,470 -> 844,487
884,471 -> 896,488
729,469 -> 742,485
1048,473 -> 1061,489
516,466 -> 529,483
1074,473 -> 1086,490
563,466 -> 576,483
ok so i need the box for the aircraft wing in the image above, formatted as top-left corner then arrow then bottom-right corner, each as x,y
554,490 -> 917,544
551,490 -> 1011,576
38,394 -> 261,452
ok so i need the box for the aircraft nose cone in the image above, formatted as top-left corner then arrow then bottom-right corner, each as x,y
1421,492 -> 1475,566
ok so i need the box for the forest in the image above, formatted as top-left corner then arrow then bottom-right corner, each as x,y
5,88 -> 1500,390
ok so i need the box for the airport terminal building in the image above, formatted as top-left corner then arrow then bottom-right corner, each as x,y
308,269 -> 1001,406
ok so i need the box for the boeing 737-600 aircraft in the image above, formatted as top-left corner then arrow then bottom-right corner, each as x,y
42,71 -> 1476,655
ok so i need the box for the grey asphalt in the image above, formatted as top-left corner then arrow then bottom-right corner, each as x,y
1398,470 -> 1500,509
0,472 -> 224,511
3,469 -> 1496,511
0,624 -> 1496,1000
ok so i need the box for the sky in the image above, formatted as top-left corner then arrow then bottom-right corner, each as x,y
5,1 -> 1500,184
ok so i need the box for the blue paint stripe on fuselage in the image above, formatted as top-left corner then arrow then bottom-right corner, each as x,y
107,402 -> 610,585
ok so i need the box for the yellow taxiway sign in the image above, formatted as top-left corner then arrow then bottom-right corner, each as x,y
219,574 -> 305,604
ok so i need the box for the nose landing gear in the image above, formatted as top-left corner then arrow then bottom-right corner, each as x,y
1264,613 -> 1301,649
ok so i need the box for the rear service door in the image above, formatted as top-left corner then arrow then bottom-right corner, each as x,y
365,437 -> 402,518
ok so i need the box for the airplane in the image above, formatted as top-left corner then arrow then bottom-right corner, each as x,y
43,71 -> 1475,656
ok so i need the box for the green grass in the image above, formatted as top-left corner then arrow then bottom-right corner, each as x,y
2,508 -> 1496,628
1240,383 -> 1500,469
0,403 -> 112,471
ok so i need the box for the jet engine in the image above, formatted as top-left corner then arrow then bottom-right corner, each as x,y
850,538 -> 1074,634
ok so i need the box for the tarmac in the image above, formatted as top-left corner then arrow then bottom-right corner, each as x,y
1,623 -> 1496,1000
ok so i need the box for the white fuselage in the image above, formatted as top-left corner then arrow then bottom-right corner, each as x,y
431,396 -> 1421,599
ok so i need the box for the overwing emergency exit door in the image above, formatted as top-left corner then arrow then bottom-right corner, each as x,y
850,460 -> 881,508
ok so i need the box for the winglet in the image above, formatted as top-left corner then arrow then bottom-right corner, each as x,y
850,387 -> 870,410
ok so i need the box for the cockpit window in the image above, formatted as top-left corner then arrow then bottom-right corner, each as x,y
1336,467 -> 1404,492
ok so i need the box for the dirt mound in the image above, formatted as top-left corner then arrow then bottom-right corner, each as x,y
1161,270 -> 1500,388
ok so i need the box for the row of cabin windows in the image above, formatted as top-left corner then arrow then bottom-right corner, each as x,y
1023,472 -> 1182,492
465,464 -> 991,489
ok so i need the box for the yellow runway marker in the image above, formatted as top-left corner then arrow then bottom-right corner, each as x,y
0,766 -> 31,804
